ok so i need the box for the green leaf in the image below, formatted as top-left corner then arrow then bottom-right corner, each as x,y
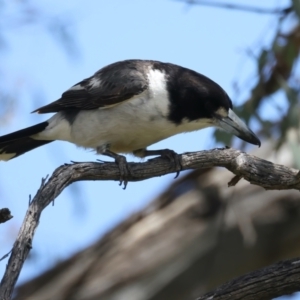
292,0 -> 300,21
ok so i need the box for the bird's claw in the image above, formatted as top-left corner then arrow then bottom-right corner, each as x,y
114,154 -> 131,189
159,149 -> 182,178
101,150 -> 131,189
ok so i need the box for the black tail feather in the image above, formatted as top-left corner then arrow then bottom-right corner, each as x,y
0,122 -> 49,143
0,122 -> 53,160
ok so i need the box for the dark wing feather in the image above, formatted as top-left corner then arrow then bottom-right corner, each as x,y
33,61 -> 148,113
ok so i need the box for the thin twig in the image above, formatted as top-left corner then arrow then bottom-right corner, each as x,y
178,0 -> 292,15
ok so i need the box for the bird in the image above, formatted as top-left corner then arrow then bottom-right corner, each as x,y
0,59 -> 260,187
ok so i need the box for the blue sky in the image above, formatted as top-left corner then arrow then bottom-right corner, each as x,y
0,0 -> 295,298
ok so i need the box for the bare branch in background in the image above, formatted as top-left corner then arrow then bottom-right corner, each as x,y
177,0 -> 292,15
197,257 -> 300,300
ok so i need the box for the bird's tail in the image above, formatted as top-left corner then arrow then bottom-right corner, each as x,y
0,122 -> 53,161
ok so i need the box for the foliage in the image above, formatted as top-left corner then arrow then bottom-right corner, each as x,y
0,0 -> 78,124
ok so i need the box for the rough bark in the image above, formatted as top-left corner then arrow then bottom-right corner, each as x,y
1,147 -> 300,299
197,257 -> 300,300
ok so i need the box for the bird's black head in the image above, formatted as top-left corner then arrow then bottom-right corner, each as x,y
165,65 -> 260,147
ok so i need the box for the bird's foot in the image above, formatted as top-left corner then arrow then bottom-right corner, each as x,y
114,154 -> 130,189
102,150 -> 131,189
158,149 -> 182,178
135,148 -> 182,179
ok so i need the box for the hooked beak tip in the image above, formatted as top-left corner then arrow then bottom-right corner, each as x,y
216,109 -> 261,147
235,132 -> 261,147
250,136 -> 261,148
256,139 -> 261,148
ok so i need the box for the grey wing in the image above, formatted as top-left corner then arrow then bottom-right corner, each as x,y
33,62 -> 148,114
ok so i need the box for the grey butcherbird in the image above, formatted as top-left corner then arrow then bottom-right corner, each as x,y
0,59 -> 260,187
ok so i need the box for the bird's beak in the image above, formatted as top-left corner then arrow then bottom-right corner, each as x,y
216,108 -> 261,147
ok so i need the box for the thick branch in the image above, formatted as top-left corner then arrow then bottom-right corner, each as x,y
1,147 -> 300,299
197,257 -> 300,300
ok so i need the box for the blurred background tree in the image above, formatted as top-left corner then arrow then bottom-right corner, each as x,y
206,0 -> 300,159
0,0 -> 79,125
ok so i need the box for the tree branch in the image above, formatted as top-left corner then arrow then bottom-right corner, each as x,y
197,257 -> 300,300
177,0 -> 292,15
1,147 -> 300,299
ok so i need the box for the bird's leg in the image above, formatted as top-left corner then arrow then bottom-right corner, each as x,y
100,149 -> 131,189
133,148 -> 182,178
